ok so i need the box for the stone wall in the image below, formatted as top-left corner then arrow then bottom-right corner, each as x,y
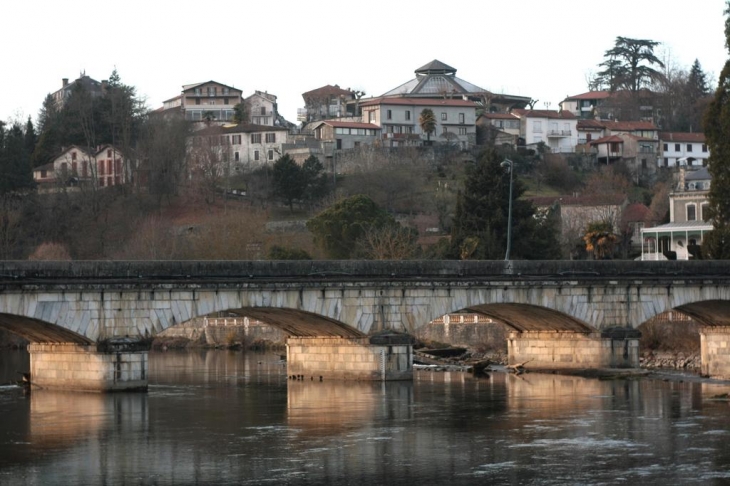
159,317 -> 285,346
29,343 -> 148,392
416,314 -> 506,349
287,337 -> 412,381
700,326 -> 730,379
508,331 -> 640,370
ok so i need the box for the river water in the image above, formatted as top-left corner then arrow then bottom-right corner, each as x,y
2,349 -> 730,485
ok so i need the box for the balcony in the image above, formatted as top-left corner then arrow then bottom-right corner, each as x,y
547,130 -> 572,138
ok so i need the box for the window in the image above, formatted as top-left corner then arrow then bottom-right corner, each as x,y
254,150 -> 260,161
207,87 -> 216,97
194,88 -> 201,96
702,203 -> 711,221
260,107 -> 266,116
234,152 -> 239,162
368,111 -> 375,123
675,143 -> 680,151
107,149 -> 112,157
268,150 -> 274,160
72,161 -> 77,173
72,152 -> 77,161
336,139 -> 342,149
687,204 -> 697,221
459,113 -> 465,124
687,144 -> 693,152
458,127 -> 467,135
533,121 -> 542,133
664,157 -> 669,167
663,143 -> 668,151
610,142 -> 620,153
98,160 -> 104,176
251,133 -> 262,144
702,144 -> 708,152
265,133 -> 276,143
40,170 -> 47,178
387,110 -> 392,120
441,112 -> 447,121
354,141 -> 361,147
405,110 -> 411,121
442,126 -> 448,134
107,160 -> 112,174
586,133 -> 592,142
196,99 -> 201,105
224,98 -> 229,105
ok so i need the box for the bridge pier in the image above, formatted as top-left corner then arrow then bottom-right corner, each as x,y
28,340 -> 149,392
286,334 -> 413,381
700,326 -> 730,379
507,329 -> 640,371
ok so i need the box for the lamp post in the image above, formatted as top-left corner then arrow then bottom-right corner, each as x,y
500,159 -> 514,261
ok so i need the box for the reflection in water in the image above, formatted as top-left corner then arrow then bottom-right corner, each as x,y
2,350 -> 730,484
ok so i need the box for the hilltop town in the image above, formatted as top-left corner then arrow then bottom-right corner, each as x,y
0,36 -> 720,263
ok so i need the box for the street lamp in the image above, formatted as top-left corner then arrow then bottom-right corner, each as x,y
500,159 -> 514,261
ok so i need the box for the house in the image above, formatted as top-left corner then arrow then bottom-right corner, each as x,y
51,74 -> 106,109
476,113 -> 520,146
162,81 -> 243,122
580,120 -> 659,175
311,121 -> 380,151
33,145 -> 127,189
641,167 -> 712,260
359,97 -> 478,149
380,60 -> 531,113
299,85 -> 356,123
659,132 -> 709,168
530,194 -> 628,258
511,109 -> 578,153
560,91 -> 612,119
189,123 -> 289,167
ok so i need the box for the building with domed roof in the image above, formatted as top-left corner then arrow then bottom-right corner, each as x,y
381,60 -> 532,114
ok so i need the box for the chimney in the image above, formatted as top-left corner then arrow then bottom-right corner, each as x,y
62,78 -> 69,87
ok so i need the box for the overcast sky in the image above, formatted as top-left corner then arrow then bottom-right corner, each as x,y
2,0 -> 728,126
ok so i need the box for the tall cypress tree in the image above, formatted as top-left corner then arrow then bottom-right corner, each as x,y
0,122 -> 34,194
703,2 -> 730,258
448,147 -> 559,260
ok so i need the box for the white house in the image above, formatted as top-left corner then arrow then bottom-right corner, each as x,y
659,132 -> 709,168
511,109 -> 578,153
189,123 -> 289,168
641,167 -> 712,260
359,97 -> 478,148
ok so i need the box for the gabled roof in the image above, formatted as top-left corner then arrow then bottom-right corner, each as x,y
660,132 -> 706,143
182,81 -> 242,94
577,119 -> 606,130
589,135 -> 624,145
360,97 -> 477,108
302,84 -> 353,99
563,91 -> 612,101
313,121 -> 380,130
194,123 -> 288,136
511,109 -> 576,120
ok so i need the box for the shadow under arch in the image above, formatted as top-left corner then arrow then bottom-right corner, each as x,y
0,313 -> 92,344
225,307 -> 366,338
672,300 -> 730,327
461,303 -> 596,333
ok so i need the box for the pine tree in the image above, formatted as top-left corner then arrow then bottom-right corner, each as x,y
703,2 -> 730,259
595,37 -> 664,92
449,147 -> 559,260
272,154 -> 304,211
0,122 -> 34,194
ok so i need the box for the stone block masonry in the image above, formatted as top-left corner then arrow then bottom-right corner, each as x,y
700,326 -> 730,379
508,331 -> 639,370
29,343 -> 148,392
287,337 -> 412,381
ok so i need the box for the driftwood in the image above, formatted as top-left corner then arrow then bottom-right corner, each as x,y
467,359 -> 492,375
506,359 -> 533,374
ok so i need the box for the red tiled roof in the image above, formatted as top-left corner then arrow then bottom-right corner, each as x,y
360,97 -> 477,108
563,91 -> 612,101
659,132 -> 706,143
316,121 -> 381,130
589,135 -> 624,145
302,84 -> 353,99
511,109 -> 576,119
577,119 -> 605,129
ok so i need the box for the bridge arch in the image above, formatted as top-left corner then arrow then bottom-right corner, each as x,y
222,307 -> 365,338
0,313 -> 91,344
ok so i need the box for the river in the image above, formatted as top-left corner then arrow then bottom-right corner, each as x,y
2,349 -> 730,485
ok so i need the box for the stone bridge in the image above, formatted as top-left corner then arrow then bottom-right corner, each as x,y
2,260 -> 730,390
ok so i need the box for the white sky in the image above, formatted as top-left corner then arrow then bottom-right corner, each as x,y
2,0 -> 728,126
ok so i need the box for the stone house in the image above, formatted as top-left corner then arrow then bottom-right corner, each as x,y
162,81 -> 243,122
33,145 -> 127,190
189,123 -> 289,168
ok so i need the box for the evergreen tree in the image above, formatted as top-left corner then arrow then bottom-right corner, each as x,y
687,59 -> 710,100
301,155 -> 328,205
448,147 -> 559,260
703,2 -> 730,258
272,154 -> 304,211
595,37 -> 664,92
0,122 -> 34,194
33,94 -> 62,167
24,117 -> 36,157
